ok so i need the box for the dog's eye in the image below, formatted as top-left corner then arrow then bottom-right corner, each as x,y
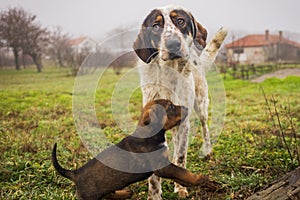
169,104 -> 176,111
177,18 -> 185,26
152,23 -> 160,31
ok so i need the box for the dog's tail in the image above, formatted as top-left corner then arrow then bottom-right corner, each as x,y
198,27 -> 228,72
52,143 -> 75,181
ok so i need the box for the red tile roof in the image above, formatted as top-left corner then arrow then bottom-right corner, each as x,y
68,37 -> 88,46
226,34 -> 300,49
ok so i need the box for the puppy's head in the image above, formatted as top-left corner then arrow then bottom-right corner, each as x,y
139,99 -> 188,130
133,5 -> 207,63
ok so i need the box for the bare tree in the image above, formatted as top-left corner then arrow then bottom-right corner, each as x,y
21,20 -> 48,72
48,26 -> 71,67
0,8 -> 25,70
0,7 -> 48,72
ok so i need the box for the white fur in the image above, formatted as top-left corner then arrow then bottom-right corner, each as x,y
136,5 -> 228,200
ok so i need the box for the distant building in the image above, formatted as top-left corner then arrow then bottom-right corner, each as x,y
225,30 -> 300,64
68,36 -> 97,54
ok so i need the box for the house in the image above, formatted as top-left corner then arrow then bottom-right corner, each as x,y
225,30 -> 300,64
68,36 -> 97,54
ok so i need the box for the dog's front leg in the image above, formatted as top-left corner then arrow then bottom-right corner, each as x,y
172,120 -> 190,198
147,174 -> 162,200
154,163 -> 216,188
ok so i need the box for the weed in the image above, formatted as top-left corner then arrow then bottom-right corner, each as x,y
0,66 -> 299,199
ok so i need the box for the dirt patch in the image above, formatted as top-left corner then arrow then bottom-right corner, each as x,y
251,68 -> 300,83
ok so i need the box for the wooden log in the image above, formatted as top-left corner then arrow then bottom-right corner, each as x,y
247,167 -> 300,200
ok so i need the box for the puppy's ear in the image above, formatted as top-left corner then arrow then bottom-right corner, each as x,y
190,14 -> 207,50
133,28 -> 157,63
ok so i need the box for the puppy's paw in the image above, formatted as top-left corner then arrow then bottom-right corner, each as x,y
107,189 -> 133,199
196,175 -> 221,191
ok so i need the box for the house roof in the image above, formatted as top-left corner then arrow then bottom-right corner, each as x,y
226,33 -> 300,49
68,36 -> 88,46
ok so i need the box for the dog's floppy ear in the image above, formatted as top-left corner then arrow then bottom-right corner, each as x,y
140,104 -> 166,127
133,28 -> 158,63
190,14 -> 207,50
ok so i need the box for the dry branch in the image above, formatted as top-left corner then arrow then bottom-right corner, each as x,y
247,167 -> 300,200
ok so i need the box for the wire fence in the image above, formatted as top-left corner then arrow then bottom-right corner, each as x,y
218,63 -> 300,80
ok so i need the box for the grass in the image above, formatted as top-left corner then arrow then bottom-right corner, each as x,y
0,66 -> 299,199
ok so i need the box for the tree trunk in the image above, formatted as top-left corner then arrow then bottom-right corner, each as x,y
247,167 -> 300,200
22,52 -> 26,69
31,53 -> 43,72
13,48 -> 20,70
57,51 -> 64,67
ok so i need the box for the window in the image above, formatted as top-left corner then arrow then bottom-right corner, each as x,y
233,47 -> 244,54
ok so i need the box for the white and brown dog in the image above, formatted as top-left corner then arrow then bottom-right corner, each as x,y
133,5 -> 227,199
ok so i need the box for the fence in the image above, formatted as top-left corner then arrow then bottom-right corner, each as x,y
219,63 -> 300,80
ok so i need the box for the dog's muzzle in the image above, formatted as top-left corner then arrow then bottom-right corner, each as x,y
166,37 -> 182,59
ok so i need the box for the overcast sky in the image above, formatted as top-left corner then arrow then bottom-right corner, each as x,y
1,0 -> 300,41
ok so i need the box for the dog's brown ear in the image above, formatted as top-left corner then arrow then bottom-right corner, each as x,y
190,14 -> 207,50
133,28 -> 158,63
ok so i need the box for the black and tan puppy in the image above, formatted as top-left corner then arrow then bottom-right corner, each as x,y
52,99 -> 218,200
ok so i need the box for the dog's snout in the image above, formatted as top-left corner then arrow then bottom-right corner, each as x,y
166,38 -> 181,53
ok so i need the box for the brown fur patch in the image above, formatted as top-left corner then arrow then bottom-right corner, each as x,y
155,15 -> 163,23
170,11 -> 178,18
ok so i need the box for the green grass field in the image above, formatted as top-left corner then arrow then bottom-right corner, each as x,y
0,66 -> 299,199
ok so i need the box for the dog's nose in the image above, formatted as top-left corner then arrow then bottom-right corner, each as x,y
166,38 -> 181,53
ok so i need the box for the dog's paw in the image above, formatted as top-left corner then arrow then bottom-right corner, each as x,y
174,183 -> 189,198
178,189 -> 188,198
202,151 -> 214,161
203,144 -> 213,158
108,189 -> 133,199
196,175 -> 221,191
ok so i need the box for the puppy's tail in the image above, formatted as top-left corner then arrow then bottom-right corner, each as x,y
52,143 -> 75,181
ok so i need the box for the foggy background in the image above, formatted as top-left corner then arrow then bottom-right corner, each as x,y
1,0 -> 300,42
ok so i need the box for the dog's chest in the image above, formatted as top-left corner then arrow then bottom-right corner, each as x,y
139,61 -> 195,106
